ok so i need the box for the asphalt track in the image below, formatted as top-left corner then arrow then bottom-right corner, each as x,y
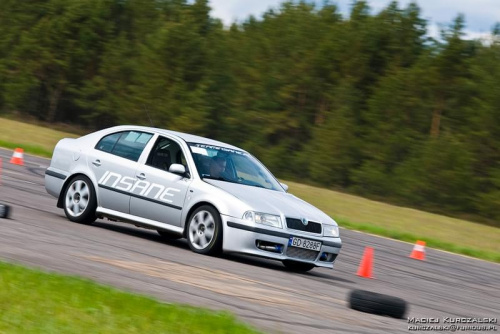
0,148 -> 498,334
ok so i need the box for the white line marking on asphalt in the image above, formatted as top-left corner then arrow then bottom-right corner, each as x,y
2,174 -> 39,185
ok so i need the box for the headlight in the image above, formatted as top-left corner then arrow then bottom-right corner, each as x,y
323,225 -> 339,237
243,211 -> 282,228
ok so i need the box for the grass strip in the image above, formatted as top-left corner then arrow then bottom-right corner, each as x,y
0,139 -> 52,158
287,180 -> 499,257
0,117 -> 77,158
0,261 -> 260,334
338,218 -> 500,263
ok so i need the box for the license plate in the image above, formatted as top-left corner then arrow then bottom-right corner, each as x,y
288,237 -> 321,251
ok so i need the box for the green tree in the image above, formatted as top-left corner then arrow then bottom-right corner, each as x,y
394,134 -> 477,212
2,0 -> 123,121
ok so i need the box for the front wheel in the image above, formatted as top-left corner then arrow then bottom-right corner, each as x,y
63,175 -> 97,225
186,205 -> 222,255
282,260 -> 315,272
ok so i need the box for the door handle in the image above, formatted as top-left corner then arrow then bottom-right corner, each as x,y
136,173 -> 146,180
92,159 -> 101,167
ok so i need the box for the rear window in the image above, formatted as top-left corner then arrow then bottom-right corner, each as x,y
95,131 -> 153,161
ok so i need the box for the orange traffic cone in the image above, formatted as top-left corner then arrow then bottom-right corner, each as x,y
10,148 -> 24,166
357,247 -> 374,278
409,240 -> 426,260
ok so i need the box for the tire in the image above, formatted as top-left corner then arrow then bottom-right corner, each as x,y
282,260 -> 315,272
348,289 -> 408,319
186,205 -> 222,255
0,203 -> 10,219
63,175 -> 97,225
157,230 -> 182,240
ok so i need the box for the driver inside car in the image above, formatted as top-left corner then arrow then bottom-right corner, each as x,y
209,156 -> 228,179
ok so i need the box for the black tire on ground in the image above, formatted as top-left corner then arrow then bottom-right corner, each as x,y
186,205 -> 223,255
0,203 -> 11,219
282,260 -> 315,272
63,175 -> 97,225
348,289 -> 408,319
157,230 -> 182,240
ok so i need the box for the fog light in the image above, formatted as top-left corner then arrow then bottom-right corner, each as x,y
256,240 -> 284,253
319,253 -> 338,262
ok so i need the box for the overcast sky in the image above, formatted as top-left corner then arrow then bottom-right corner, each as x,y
209,0 -> 500,39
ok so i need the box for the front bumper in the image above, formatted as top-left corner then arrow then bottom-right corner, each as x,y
221,216 -> 342,269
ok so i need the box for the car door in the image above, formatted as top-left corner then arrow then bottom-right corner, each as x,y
89,130 -> 153,214
129,136 -> 191,227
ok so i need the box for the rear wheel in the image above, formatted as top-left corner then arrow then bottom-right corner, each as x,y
282,260 -> 315,272
63,175 -> 96,225
186,205 -> 222,255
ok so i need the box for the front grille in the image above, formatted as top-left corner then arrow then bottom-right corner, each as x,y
286,218 -> 322,234
286,246 -> 319,261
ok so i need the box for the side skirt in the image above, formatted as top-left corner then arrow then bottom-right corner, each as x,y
96,207 -> 184,236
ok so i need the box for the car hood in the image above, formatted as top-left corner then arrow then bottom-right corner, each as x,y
204,180 -> 337,225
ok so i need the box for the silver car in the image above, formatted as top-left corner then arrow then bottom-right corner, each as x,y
45,126 -> 341,272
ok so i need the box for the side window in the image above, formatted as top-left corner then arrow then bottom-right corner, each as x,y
178,152 -> 188,167
95,131 -> 153,162
95,132 -> 121,153
146,136 -> 188,173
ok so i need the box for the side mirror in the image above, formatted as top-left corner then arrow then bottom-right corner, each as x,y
169,164 -> 187,176
280,182 -> 289,192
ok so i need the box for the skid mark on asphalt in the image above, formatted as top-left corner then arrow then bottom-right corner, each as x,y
85,255 -> 360,322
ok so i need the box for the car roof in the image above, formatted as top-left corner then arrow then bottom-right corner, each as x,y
106,125 -> 245,152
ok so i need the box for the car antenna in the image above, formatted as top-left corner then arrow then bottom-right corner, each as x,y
143,104 -> 155,127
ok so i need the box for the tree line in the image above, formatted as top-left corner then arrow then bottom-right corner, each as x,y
1,0 -> 499,225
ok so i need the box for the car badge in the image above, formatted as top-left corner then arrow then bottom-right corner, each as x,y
301,218 -> 308,226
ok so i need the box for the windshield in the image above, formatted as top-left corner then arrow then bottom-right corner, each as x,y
189,143 -> 283,191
